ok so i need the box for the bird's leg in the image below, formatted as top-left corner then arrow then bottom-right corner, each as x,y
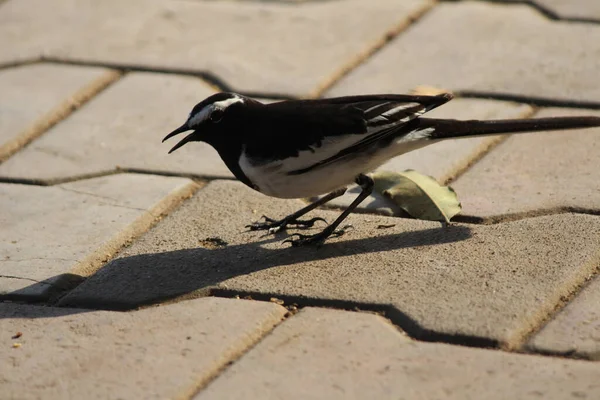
284,174 -> 374,247
246,187 -> 347,234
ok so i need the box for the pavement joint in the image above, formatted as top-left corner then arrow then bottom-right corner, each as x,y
442,106 -> 537,185
185,305 -> 290,400
49,281 -> 600,364
0,57 -> 42,71
23,179 -> 204,303
308,0 -> 436,98
6,60 -> 599,108
209,290 -> 600,362
209,289 -> 499,350
455,207 -> 600,225
68,180 -> 202,273
518,264 -> 600,357
0,275 -> 52,286
38,57 -> 299,101
0,169 -> 219,187
0,67 -> 122,162
457,91 -> 600,110
453,0 -> 600,24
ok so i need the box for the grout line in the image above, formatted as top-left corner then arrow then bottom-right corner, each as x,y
442,105 -> 538,185
5,60 -> 600,106
0,169 -> 236,186
0,57 -> 42,71
181,305 -> 290,399
49,283 -> 600,362
210,289 -> 499,348
0,170 -> 122,186
457,91 -> 600,110
307,0 -> 437,99
49,180 -> 204,304
207,289 -> 600,362
0,69 -> 124,163
40,56 -> 234,92
39,57 -> 297,100
509,260 -> 600,355
454,207 -> 600,225
440,0 -> 600,24
3,171 -> 600,227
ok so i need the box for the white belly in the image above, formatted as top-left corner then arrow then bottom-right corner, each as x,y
238,134 -> 435,199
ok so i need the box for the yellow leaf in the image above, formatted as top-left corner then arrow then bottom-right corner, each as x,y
372,170 -> 461,223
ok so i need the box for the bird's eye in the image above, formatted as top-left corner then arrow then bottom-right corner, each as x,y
210,109 -> 224,123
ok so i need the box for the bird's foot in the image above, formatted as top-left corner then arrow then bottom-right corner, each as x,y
283,225 -> 353,247
246,215 -> 327,234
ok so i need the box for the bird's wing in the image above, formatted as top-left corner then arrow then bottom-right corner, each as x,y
246,93 -> 452,167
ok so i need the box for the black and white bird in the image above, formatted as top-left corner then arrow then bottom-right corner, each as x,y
163,92 -> 600,246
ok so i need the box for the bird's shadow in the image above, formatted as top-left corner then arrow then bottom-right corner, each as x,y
3,224 -> 472,319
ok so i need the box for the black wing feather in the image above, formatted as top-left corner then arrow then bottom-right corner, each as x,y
243,93 -> 452,163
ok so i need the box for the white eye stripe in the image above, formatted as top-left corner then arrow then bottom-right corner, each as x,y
188,106 -> 213,128
213,96 -> 244,110
187,95 -> 244,128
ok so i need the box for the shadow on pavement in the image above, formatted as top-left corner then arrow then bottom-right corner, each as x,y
3,225 -> 472,319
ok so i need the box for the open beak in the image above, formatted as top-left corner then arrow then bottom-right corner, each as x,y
162,124 -> 193,154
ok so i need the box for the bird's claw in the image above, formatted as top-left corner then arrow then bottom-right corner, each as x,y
246,215 -> 328,233
283,233 -> 325,247
283,225 -> 350,247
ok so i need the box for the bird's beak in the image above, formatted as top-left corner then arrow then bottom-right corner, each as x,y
162,124 -> 194,154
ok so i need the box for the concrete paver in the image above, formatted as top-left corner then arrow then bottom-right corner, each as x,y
60,181 -> 600,348
495,0 -> 600,21
0,174 -> 197,300
0,63 -> 118,161
527,276 -> 600,360
451,108 -> 600,221
196,307 -> 600,400
0,298 -> 286,400
326,1 -> 600,102
0,73 -> 226,182
324,98 -> 531,215
0,0 -> 431,97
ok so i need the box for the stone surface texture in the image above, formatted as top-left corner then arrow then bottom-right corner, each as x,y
451,108 -> 600,221
528,276 -> 600,360
3,0 -> 600,397
0,0 -> 431,96
0,63 -> 117,161
197,307 -> 600,400
60,181 -> 600,348
0,174 -> 197,299
326,2 -> 600,102
0,73 -> 228,182
0,298 -> 286,400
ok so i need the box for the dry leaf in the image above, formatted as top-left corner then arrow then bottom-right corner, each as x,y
372,170 -> 461,223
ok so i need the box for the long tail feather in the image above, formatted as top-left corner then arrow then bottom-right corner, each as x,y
419,116 -> 600,140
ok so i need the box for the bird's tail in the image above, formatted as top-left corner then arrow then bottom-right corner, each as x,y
418,116 -> 600,140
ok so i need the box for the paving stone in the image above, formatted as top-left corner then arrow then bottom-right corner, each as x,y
0,63 -> 118,161
0,298 -> 286,400
495,0 -> 600,21
323,98 -> 532,216
0,73 -> 228,182
451,108 -> 600,221
196,308 -> 600,400
60,180 -> 600,347
0,174 -> 197,300
326,1 -> 600,103
527,276 -> 600,360
0,0 -> 431,97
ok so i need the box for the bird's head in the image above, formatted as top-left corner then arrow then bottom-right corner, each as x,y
162,92 -> 246,153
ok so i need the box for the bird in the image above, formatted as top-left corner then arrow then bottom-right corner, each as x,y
163,92 -> 600,247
